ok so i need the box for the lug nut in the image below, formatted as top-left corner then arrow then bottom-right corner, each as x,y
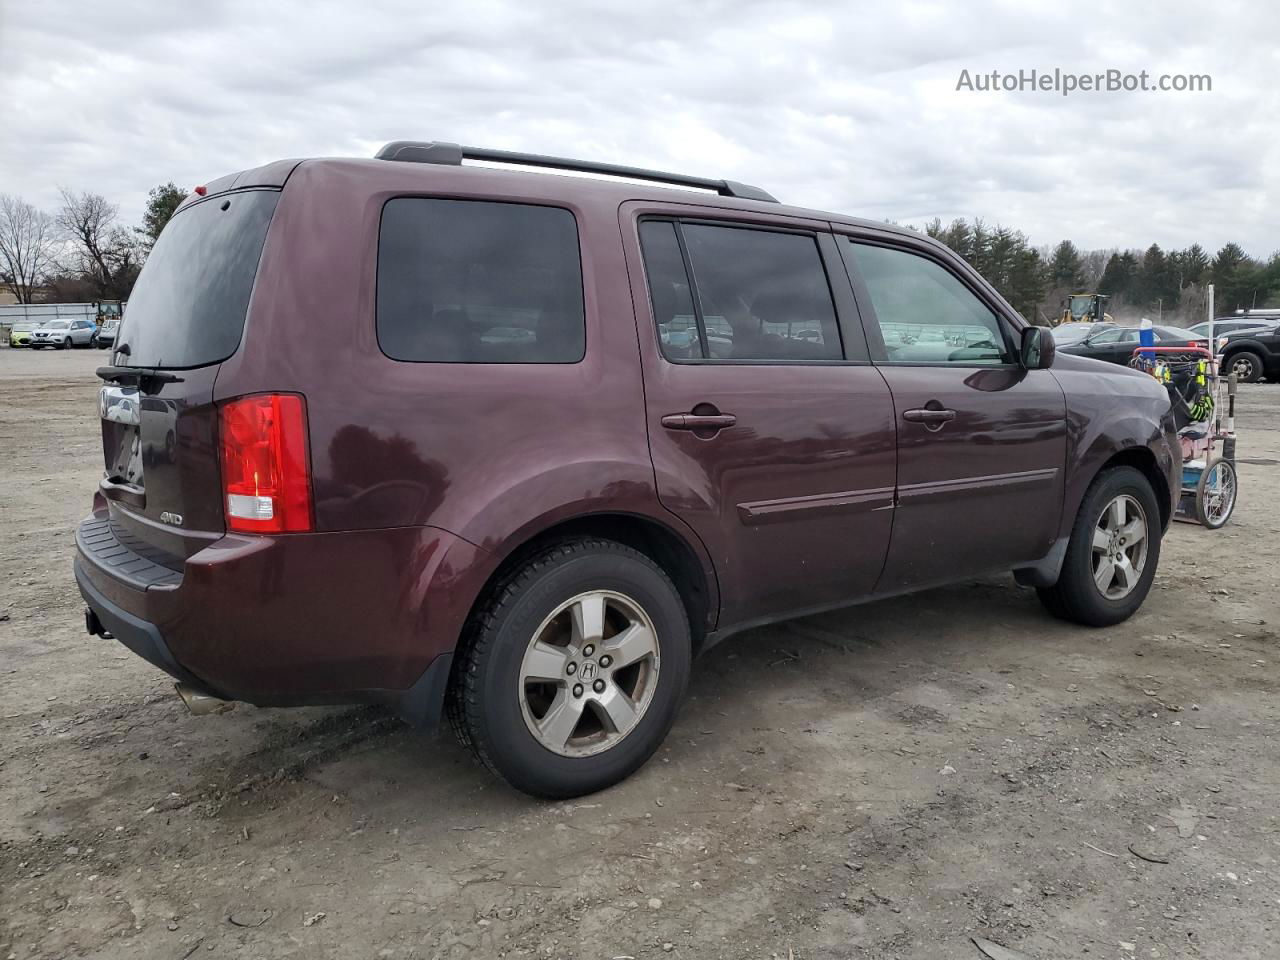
593,679 -> 606,694
599,655 -> 612,668
573,683 -> 584,698
583,644 -> 595,657
566,662 -> 577,675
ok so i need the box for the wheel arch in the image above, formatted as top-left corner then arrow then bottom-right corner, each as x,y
460,510 -> 719,657
1096,446 -> 1173,533
1020,440 -> 1175,590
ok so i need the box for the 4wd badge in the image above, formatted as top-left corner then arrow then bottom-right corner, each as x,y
159,511 -> 184,527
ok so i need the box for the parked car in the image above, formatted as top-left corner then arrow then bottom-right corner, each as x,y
1051,321 -> 1115,346
1215,319 -> 1280,383
76,144 -> 1181,798
1058,324 -> 1210,365
1188,318 -> 1273,339
92,318 -> 121,349
31,318 -> 96,349
8,321 -> 36,347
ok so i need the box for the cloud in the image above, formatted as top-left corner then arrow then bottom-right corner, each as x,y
0,0 -> 1275,256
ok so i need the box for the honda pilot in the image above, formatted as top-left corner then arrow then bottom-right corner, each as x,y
76,143 -> 1180,797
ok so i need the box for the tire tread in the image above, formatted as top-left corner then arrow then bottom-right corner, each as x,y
445,537 -> 681,781
1037,465 -> 1160,627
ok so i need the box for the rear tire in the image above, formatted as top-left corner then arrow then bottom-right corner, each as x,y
1037,466 -> 1161,627
1227,349 -> 1264,383
447,539 -> 691,798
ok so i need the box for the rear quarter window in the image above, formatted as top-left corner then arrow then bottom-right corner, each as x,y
376,198 -> 585,363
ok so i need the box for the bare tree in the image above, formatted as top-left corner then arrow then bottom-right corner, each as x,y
55,188 -> 140,300
0,194 -> 58,303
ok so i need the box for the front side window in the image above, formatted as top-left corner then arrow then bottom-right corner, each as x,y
1088,328 -> 1139,345
847,242 -> 1012,365
377,198 -> 585,363
639,219 -> 843,361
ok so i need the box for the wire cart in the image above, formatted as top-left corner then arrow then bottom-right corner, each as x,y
1129,344 -> 1238,528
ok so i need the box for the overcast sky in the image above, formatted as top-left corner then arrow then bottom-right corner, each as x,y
1,0 -> 1276,257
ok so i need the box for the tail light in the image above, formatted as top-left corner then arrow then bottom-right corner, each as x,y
219,394 -> 313,533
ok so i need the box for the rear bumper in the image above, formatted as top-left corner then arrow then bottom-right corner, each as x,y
74,511 -> 489,727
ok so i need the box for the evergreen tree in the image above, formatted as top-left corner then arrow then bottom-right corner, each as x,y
1097,252 -> 1136,299
1136,244 -> 1179,310
1179,244 -> 1209,286
136,183 -> 187,251
1049,240 -> 1084,289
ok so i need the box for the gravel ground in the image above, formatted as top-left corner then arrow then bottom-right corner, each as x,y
1,345 -> 1278,960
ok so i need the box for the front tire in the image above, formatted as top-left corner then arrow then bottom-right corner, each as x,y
448,539 -> 691,798
1227,350 -> 1264,383
61,337 -> 72,350
1037,466 -> 1162,627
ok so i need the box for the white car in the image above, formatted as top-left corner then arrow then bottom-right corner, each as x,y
30,319 -> 96,349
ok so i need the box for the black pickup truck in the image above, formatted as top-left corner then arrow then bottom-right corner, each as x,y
1218,319 -> 1280,382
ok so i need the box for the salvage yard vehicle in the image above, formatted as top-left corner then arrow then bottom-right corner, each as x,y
31,318 -> 96,349
76,144 -> 1181,798
1051,321 -> 1115,347
1058,324 -> 1211,366
1216,319 -> 1280,383
92,318 -> 120,349
8,321 -> 36,347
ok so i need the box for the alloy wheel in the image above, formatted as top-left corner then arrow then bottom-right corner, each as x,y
1091,494 -> 1149,600
518,590 -> 661,758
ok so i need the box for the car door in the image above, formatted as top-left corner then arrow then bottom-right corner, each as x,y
1081,326 -> 1140,364
623,206 -> 897,628
838,235 -> 1067,593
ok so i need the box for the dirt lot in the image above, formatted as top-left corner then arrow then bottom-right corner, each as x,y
1,346 -> 1277,960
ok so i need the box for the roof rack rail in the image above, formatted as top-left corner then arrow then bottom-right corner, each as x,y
374,141 -> 778,203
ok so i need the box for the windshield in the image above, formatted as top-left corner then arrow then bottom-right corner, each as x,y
1052,324 -> 1102,344
45,321 -> 69,330
12,322 -> 35,332
117,189 -> 279,368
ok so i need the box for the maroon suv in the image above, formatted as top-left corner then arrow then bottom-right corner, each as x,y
77,143 -> 1180,797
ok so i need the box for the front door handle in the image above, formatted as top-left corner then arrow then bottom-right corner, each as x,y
903,407 -> 956,425
661,412 -> 737,431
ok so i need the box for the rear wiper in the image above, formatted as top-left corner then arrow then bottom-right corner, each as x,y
95,365 -> 185,386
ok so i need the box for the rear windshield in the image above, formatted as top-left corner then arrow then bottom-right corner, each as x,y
117,189 -> 279,368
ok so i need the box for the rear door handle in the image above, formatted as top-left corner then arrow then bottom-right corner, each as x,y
661,413 -> 737,431
903,408 -> 956,424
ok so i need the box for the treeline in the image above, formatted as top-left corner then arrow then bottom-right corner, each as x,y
0,184 -> 186,304
923,218 -> 1280,325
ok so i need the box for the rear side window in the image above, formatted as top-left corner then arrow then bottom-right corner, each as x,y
641,221 -> 842,362
377,199 -> 585,363
119,189 -> 279,368
638,221 -> 701,359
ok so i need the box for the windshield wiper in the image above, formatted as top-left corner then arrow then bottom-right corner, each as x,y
95,365 -> 184,386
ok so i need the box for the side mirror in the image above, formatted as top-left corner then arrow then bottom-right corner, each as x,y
1020,326 -> 1055,369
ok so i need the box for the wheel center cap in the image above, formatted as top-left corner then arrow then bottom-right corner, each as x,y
578,661 -> 598,681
